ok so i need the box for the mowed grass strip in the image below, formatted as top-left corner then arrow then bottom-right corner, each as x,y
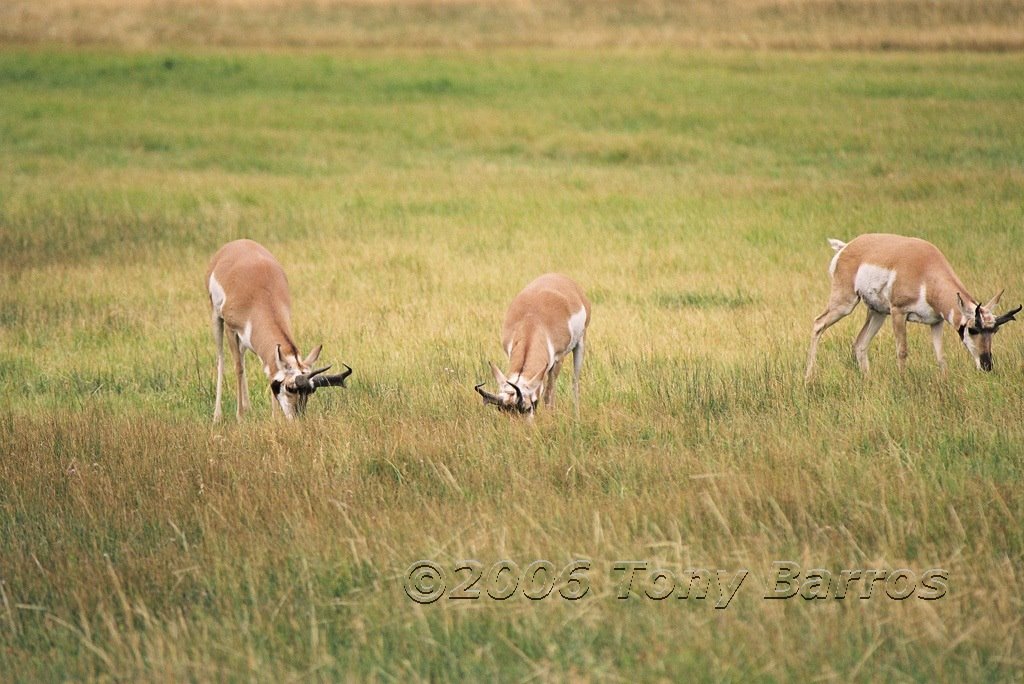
0,50 -> 1023,680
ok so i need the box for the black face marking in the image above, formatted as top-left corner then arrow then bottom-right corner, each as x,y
959,324 -> 997,338
270,379 -> 282,395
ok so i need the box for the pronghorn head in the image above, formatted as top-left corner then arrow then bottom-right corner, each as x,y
475,362 -> 540,417
270,344 -> 352,418
955,291 -> 1021,372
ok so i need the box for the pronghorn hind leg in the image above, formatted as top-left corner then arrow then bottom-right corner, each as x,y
212,313 -> 225,422
571,338 -> 585,414
853,310 -> 887,374
930,322 -> 946,372
805,292 -> 859,381
544,360 -> 563,408
226,331 -> 248,418
891,306 -> 909,371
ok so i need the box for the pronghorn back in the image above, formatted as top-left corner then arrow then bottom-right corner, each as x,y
829,234 -> 963,289
206,239 -> 293,339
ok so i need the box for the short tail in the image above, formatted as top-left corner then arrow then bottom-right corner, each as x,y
827,238 -> 847,253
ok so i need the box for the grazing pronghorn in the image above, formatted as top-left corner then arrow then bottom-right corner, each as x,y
206,239 -> 351,421
475,273 -> 591,417
805,233 -> 1020,380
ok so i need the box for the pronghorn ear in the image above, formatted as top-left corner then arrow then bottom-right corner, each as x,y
489,361 -> 507,387
304,344 -> 323,366
984,289 -> 1005,311
956,293 -> 973,318
275,344 -> 286,372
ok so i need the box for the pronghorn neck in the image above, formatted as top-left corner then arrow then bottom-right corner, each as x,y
250,314 -> 301,378
506,323 -> 553,391
931,280 -> 976,328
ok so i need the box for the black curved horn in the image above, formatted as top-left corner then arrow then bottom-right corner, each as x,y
475,383 -> 504,406
975,304 -> 984,331
312,364 -> 353,388
508,381 -> 524,407
307,365 -> 331,379
996,304 -> 1023,327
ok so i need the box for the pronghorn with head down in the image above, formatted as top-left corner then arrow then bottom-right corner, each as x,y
475,273 -> 591,417
206,239 -> 352,421
805,233 -> 1020,380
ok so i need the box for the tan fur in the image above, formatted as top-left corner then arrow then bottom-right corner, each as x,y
806,233 -> 1010,379
486,273 -> 591,414
206,239 -> 319,420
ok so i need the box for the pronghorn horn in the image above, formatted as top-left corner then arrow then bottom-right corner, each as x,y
975,305 -> 983,331
475,383 -> 504,405
996,305 -> 1023,328
293,366 -> 331,392
508,381 -> 524,407
307,366 -> 331,379
312,364 -> 352,388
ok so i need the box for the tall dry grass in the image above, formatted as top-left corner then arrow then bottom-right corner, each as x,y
2,0 -> 1023,50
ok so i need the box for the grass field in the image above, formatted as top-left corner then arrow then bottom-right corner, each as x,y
2,37 -> 1024,682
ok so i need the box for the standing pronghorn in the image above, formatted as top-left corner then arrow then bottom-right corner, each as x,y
805,233 -> 1020,380
475,273 -> 591,416
206,239 -> 351,421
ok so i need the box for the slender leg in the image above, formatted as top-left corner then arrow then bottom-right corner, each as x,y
544,361 -> 563,408
852,310 -> 888,373
805,292 -> 859,381
930,322 -> 946,371
226,331 -> 248,418
891,306 -> 909,371
571,338 -> 586,414
212,313 -> 225,422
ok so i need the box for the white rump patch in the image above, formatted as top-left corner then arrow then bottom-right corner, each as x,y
567,306 -> 587,349
854,264 -> 896,314
208,272 -> 226,317
828,241 -> 848,277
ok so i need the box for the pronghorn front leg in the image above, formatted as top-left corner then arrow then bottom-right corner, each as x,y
226,331 -> 249,418
930,322 -> 946,371
212,313 -> 225,422
544,360 -> 563,408
852,310 -> 887,374
891,306 -> 909,371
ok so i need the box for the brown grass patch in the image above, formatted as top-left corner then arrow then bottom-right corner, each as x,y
2,0 -> 1023,50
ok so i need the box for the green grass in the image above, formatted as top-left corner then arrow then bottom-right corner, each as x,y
1,48 -> 1023,681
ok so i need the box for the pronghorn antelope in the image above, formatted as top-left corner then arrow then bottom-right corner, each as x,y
475,273 -> 591,417
206,239 -> 351,421
805,233 -> 1020,380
